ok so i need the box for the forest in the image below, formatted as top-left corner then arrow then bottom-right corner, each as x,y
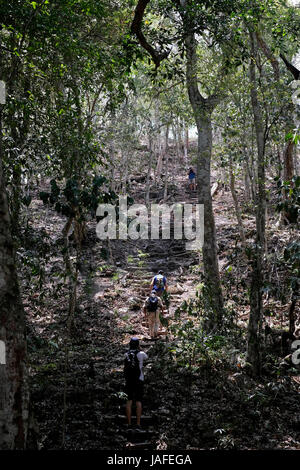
0,0 -> 299,458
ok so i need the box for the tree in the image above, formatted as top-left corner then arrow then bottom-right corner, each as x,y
246,27 -> 266,376
0,95 -> 28,449
130,0 -> 230,327
182,14 -> 225,327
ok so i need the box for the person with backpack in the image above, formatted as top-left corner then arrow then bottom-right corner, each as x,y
124,337 -> 148,431
188,167 -> 196,191
150,270 -> 167,297
143,290 -> 164,339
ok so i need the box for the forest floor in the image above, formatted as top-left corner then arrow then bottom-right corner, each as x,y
22,148 -> 300,451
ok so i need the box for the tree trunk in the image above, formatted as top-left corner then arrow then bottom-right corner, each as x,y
246,30 -> 266,376
156,149 -> 163,181
289,296 -> 297,338
185,31 -> 224,327
229,156 -> 246,246
249,125 -> 257,201
121,150 -> 128,195
163,153 -> 169,202
62,216 -> 78,329
11,164 -> 22,235
283,139 -> 294,181
243,160 -> 251,202
145,136 -> 153,205
109,108 -> 116,193
165,125 -> 169,153
184,127 -> 189,162
276,147 -> 282,180
177,117 -> 184,159
0,106 -> 29,449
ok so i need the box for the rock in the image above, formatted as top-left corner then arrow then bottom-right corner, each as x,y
158,407 -> 171,416
168,284 -> 184,294
104,291 -> 119,299
128,297 -> 142,310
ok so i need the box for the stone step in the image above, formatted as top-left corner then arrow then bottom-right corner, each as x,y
127,266 -> 148,271
117,415 -> 154,425
129,281 -> 148,286
125,431 -> 154,442
136,274 -> 155,280
124,441 -> 153,450
168,250 -> 191,256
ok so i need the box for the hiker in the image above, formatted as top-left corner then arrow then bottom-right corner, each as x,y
124,337 -> 148,431
150,270 -> 167,297
143,290 -> 164,339
188,167 -> 196,190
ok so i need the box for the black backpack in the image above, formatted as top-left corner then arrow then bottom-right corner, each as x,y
124,349 -> 140,381
146,296 -> 159,312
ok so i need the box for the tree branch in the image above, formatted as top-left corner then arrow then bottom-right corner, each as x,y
280,53 -> 300,80
131,0 -> 169,68
255,32 -> 280,81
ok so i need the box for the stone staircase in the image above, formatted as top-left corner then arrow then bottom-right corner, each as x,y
125,253 -> 189,321
101,184 -> 201,450
102,337 -> 159,450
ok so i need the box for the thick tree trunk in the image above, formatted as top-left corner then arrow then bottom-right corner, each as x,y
0,107 -> 29,449
185,31 -> 224,327
196,112 -> 224,327
246,30 -> 266,376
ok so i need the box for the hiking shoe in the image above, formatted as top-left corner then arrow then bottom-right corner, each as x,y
134,425 -> 145,432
